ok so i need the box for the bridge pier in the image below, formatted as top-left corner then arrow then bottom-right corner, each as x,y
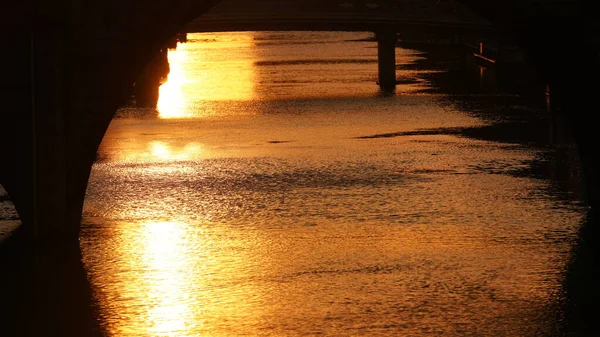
32,34 -> 80,244
376,30 -> 397,92
1,26 -> 109,336
1,26 -> 85,245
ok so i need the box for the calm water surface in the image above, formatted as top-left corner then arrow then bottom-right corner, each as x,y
77,32 -> 586,336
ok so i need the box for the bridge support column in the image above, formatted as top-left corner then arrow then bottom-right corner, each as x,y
0,25 -> 85,245
376,30 -> 397,92
30,28 -> 86,245
1,24 -> 106,336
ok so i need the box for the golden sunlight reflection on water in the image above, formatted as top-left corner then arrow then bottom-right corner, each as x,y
147,141 -> 205,162
84,220 -> 266,336
157,33 -> 257,118
82,31 -> 586,337
156,51 -> 188,119
107,140 -> 207,163
141,221 -> 191,336
90,221 -> 197,336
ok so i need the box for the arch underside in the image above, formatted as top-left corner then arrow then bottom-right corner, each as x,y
0,1 -> 598,336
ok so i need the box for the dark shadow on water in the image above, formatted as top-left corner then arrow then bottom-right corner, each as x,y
561,208 -> 600,336
412,43 -> 599,336
394,43 -> 583,205
0,226 -> 105,337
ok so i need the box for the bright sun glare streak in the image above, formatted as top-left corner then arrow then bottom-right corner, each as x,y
141,221 -> 192,336
149,141 -> 204,161
149,141 -> 172,159
157,33 -> 257,119
157,48 -> 188,119
100,218 -> 259,336
116,140 -> 205,163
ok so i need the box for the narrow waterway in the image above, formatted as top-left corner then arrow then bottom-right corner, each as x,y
2,31 -> 585,336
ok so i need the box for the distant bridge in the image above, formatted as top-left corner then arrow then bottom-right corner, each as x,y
177,0 -> 494,94
185,0 -> 492,34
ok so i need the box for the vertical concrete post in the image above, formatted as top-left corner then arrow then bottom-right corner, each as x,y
376,30 -> 397,92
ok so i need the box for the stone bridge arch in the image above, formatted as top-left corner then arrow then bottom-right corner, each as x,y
1,1 -> 599,336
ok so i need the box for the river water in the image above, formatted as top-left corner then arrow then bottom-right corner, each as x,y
40,31 -> 586,336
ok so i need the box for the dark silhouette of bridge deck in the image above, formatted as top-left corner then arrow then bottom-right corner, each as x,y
186,14 -> 491,33
186,0 -> 492,33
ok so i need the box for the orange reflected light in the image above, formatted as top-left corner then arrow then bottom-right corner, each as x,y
115,141 -> 205,163
157,49 -> 189,119
157,33 -> 257,119
149,141 -> 205,162
142,221 -> 191,336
